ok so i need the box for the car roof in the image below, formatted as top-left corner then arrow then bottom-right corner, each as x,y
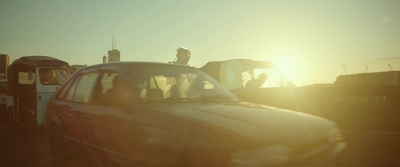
201,59 -> 276,70
10,55 -> 69,67
80,61 -> 196,71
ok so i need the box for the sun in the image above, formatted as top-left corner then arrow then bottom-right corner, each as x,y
276,59 -> 294,79
270,51 -> 298,86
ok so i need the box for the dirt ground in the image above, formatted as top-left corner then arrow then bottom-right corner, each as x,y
0,115 -> 96,167
1,115 -> 400,167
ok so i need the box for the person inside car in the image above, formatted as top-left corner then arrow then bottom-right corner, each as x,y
41,69 -> 59,85
107,75 -> 123,94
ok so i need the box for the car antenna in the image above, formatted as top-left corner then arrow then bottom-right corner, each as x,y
388,64 -> 393,71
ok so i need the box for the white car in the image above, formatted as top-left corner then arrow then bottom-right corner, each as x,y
47,62 -> 346,167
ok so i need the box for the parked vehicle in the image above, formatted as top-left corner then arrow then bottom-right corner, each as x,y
46,62 -> 345,167
6,56 -> 70,127
201,59 -> 322,117
0,77 -> 6,112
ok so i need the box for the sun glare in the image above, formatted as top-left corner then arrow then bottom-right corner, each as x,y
270,50 -> 298,86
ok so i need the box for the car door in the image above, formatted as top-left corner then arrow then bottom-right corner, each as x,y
78,66 -> 191,166
81,66 -> 183,165
81,67 -> 139,164
120,72 -> 192,166
67,69 -> 101,148
50,74 -> 81,140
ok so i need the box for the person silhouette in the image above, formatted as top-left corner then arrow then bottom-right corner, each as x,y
41,69 -> 58,85
245,73 -> 267,89
170,47 -> 191,66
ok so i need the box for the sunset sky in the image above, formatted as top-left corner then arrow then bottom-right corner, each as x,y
1,0 -> 399,86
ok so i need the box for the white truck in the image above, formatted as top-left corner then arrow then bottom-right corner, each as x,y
5,56 -> 70,128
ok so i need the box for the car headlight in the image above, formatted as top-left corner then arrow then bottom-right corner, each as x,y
229,145 -> 291,167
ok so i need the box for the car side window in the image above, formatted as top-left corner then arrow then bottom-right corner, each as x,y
55,77 -> 76,100
92,71 -> 127,106
100,72 -> 118,94
65,76 -> 80,102
72,73 -> 99,103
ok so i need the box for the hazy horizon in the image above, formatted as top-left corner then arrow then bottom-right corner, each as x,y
1,0 -> 400,86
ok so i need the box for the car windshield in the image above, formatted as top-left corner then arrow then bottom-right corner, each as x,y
123,64 -> 239,102
39,68 -> 69,85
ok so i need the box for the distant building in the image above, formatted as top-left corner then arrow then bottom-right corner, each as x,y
335,71 -> 400,87
108,49 -> 120,63
107,37 -> 120,63
0,54 -> 10,77
103,55 -> 107,64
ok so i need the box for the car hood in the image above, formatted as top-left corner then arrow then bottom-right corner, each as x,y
142,101 -> 336,146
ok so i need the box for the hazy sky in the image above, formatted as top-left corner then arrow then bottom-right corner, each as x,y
1,0 -> 400,86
